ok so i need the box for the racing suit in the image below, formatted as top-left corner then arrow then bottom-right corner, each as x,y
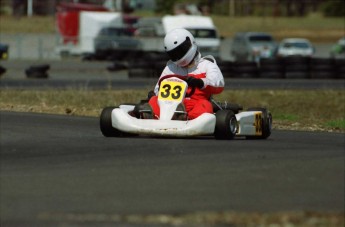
148,54 -> 225,120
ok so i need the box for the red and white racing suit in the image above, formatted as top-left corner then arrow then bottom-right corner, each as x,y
148,54 -> 225,119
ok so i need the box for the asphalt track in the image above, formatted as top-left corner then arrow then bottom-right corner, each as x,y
0,111 -> 344,226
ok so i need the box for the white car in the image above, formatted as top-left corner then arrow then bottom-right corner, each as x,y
277,38 -> 314,57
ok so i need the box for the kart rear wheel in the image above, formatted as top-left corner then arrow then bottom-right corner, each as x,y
214,110 -> 237,140
100,107 -> 123,137
246,107 -> 272,139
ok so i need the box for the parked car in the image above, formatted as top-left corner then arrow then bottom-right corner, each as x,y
231,32 -> 278,62
330,37 -> 345,59
277,38 -> 314,57
94,27 -> 142,60
0,43 -> 9,60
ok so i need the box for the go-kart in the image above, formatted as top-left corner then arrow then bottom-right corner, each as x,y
100,76 -> 272,140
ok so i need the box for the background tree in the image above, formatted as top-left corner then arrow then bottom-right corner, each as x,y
155,0 -> 176,14
320,0 -> 345,17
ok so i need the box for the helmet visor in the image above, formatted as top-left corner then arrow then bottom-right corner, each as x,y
166,37 -> 192,62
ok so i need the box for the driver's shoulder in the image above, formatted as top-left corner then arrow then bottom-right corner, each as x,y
201,55 -> 216,64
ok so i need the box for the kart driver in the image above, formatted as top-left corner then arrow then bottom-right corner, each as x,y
142,28 -> 225,120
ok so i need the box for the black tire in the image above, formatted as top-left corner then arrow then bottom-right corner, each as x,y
336,67 -> 345,79
0,65 -> 6,76
232,68 -> 259,78
260,64 -> 284,72
217,60 -> 233,71
128,60 -> 155,78
107,61 -> 128,71
283,56 -> 310,65
246,107 -> 272,139
284,64 -> 309,72
310,71 -> 336,79
259,58 -> 284,78
335,59 -> 345,79
308,57 -> 336,79
259,58 -> 283,66
25,69 -> 49,79
25,64 -> 50,79
128,68 -> 155,78
309,57 -> 334,65
154,61 -> 167,76
218,61 -> 234,78
214,110 -> 237,140
100,107 -> 123,137
29,64 -> 50,72
285,71 -> 309,79
259,71 -> 285,79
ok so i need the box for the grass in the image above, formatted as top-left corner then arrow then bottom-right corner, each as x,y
1,89 -> 344,132
38,210 -> 344,226
0,13 -> 344,42
0,15 -> 56,33
212,15 -> 344,42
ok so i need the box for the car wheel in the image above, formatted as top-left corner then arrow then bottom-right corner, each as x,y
246,107 -> 272,139
214,110 -> 237,140
100,107 -> 123,137
0,65 -> 6,76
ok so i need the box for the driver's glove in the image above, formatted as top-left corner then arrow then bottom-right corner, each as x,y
185,76 -> 204,89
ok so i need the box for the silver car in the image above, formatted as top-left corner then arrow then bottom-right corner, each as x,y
277,38 -> 314,57
231,32 -> 278,62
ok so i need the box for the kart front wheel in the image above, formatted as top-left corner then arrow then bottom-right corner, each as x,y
214,110 -> 237,140
100,107 -> 123,137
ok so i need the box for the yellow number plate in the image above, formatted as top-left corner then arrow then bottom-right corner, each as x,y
254,112 -> 262,136
158,80 -> 186,102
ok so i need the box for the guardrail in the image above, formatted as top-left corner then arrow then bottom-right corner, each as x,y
1,55 -> 344,80
217,57 -> 345,79
123,55 -> 344,79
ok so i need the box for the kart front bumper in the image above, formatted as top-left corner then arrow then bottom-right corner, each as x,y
111,108 -> 216,137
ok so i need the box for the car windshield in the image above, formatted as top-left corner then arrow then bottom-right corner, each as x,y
249,35 -> 273,42
283,42 -> 310,48
188,29 -> 217,38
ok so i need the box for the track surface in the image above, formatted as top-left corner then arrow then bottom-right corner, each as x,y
1,111 -> 344,225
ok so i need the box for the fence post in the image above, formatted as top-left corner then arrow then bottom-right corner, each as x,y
38,37 -> 43,59
16,35 -> 22,59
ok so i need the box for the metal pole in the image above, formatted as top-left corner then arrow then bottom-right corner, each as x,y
229,0 -> 235,17
27,0 -> 33,17
38,37 -> 43,59
16,35 -> 22,59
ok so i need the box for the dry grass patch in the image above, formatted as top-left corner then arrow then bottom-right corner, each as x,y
0,15 -> 55,33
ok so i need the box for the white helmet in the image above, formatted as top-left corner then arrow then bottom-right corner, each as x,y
164,28 -> 198,67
